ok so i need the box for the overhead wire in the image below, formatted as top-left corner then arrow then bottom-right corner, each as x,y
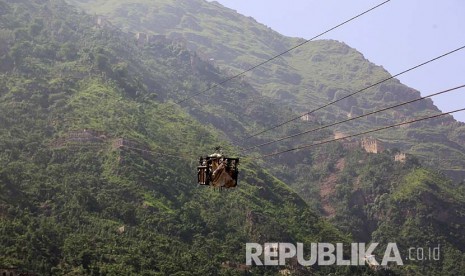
56,46 -> 465,164
50,1 -> 464,163
94,107 -> 465,161
242,84 -> 465,151
239,45 -> 465,142
159,0 -> 392,111
262,107 -> 465,158
56,0 -> 393,155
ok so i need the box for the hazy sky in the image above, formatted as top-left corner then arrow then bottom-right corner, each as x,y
211,0 -> 465,122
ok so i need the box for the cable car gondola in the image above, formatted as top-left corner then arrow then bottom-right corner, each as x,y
197,148 -> 239,188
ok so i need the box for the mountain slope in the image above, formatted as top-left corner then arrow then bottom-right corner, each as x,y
57,2 -> 465,275
0,0 -> 350,274
335,152 -> 465,275
66,0 -> 465,179
1,0 -> 464,275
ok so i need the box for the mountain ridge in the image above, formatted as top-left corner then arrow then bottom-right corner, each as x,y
1,0 -> 464,274
65,0 -> 465,180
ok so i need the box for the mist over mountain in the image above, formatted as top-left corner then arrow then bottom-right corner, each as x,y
0,0 -> 464,275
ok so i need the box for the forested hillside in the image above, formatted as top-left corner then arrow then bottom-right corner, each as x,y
66,0 -> 465,180
284,144 -> 465,275
0,0 -> 464,275
0,0 -> 351,274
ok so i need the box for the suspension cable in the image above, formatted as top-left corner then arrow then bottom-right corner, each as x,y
262,107 -> 465,157
242,84 -> 465,151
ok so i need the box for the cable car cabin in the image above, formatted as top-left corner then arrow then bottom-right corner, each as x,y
197,152 -> 239,188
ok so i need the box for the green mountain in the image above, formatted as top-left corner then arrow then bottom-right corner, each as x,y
65,0 -> 465,181
0,0 -> 351,275
60,1 -> 465,272
292,146 -> 465,275
1,0 -> 464,275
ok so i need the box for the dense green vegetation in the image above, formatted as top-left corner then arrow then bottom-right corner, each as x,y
286,146 -> 465,275
1,0 -> 464,275
0,0 -> 351,275
66,0 -> 465,177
